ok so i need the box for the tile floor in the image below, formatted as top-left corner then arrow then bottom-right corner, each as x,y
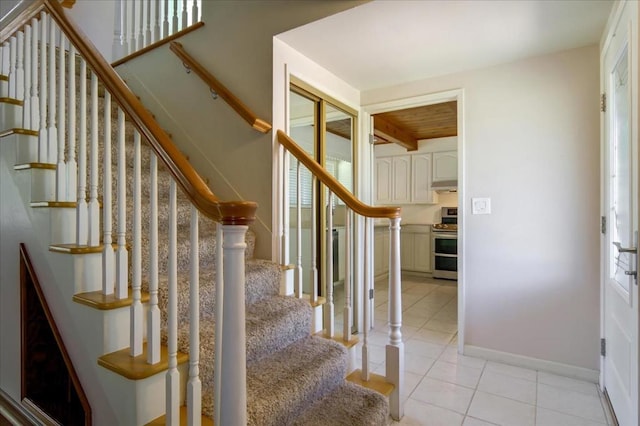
337,275 -> 614,426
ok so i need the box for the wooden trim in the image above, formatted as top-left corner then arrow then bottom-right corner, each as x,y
0,75 -> 8,81
4,0 -> 258,226
315,331 -> 359,349
169,41 -> 272,134
0,128 -> 39,138
0,1 -> 45,42
111,22 -> 205,67
60,0 -> 76,8
346,370 -> 394,397
19,243 -> 92,425
374,115 -> 418,151
277,130 -> 401,219
73,289 -> 150,310
14,162 -> 56,170
146,405 -> 213,426
30,201 -> 76,208
98,344 -> 188,380
49,243 -> 106,254
0,97 -> 24,106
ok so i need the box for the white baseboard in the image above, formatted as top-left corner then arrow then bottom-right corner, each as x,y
464,345 -> 600,383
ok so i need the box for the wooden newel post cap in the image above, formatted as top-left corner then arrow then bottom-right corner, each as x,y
218,201 -> 258,226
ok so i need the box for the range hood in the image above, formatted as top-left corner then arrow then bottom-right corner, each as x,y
431,180 -> 458,192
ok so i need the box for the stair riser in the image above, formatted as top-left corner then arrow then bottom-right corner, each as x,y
0,80 -> 7,98
1,102 -> 22,129
14,134 -> 38,164
13,166 -> 55,204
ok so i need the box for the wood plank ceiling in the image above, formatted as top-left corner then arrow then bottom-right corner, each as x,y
373,101 -> 457,151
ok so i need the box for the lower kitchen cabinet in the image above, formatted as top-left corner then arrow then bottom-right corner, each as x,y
400,226 -> 431,273
374,227 -> 390,277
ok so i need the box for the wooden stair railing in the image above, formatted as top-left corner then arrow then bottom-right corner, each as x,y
276,129 -> 405,421
169,41 -> 272,133
2,1 -> 255,424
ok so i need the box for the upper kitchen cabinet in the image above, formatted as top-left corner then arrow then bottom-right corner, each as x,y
432,151 -> 458,183
411,153 -> 437,204
375,155 -> 411,204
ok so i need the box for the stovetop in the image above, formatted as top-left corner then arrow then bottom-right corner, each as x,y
432,223 -> 458,231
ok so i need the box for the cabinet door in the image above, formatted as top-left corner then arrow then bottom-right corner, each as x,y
375,157 -> 392,204
374,230 -> 385,276
413,232 -> 431,272
433,151 -> 458,182
411,153 -> 435,203
382,232 -> 390,275
392,156 -> 411,204
400,232 -> 414,270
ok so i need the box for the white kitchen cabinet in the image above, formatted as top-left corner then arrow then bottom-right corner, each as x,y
374,227 -> 390,277
400,226 -> 431,273
375,157 -> 392,204
432,151 -> 458,182
411,153 -> 437,204
375,155 -> 411,204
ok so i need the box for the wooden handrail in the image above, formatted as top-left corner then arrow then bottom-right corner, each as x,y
1,0 -> 257,226
169,41 -> 272,134
276,130 -> 401,219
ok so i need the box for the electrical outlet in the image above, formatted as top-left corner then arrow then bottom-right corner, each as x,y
472,198 -> 491,215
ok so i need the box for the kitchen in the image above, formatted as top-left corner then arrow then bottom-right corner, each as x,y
372,101 -> 458,283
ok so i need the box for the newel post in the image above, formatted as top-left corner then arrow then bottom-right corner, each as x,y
386,217 -> 404,421
218,202 -> 257,426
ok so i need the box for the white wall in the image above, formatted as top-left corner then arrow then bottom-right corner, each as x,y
363,45 -> 601,371
116,0 -> 365,260
65,0 -> 115,61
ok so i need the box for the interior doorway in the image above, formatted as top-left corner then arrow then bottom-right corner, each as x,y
363,89 -> 465,352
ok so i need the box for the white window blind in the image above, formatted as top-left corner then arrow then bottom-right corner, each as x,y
289,157 -> 352,207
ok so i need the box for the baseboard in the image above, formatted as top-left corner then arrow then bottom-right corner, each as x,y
0,388 -> 41,425
464,345 -> 600,383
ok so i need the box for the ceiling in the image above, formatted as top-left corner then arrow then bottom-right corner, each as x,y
277,0 -> 614,92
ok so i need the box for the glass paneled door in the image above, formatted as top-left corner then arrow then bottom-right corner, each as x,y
602,2 -> 638,425
288,81 -> 357,334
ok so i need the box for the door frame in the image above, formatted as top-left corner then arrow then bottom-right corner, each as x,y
599,0 -> 639,422
362,88 -> 465,353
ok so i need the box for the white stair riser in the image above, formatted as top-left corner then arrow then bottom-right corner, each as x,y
49,207 -> 76,244
311,304 -> 323,334
14,167 -> 55,202
0,102 -> 22,129
0,80 -> 7,98
14,134 -> 38,164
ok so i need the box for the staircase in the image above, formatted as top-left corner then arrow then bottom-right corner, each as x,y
0,1 -> 397,425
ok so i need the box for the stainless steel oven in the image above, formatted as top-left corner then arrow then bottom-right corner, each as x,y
432,207 -> 457,280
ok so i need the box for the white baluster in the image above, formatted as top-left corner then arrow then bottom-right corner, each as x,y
361,217 -> 370,381
131,130 -> 143,356
0,43 -> 5,77
181,0 -> 188,29
153,0 -> 160,43
295,160 -> 302,298
88,72 -> 100,246
22,26 -> 31,130
166,179 -> 179,426
16,32 -> 24,101
8,36 -> 16,98
213,222 -> 223,426
145,0 -> 152,46
76,59 -> 88,246
325,191 -> 335,337
172,0 -> 178,34
220,223 -> 248,426
38,12 -> 48,163
47,18 -> 57,165
30,18 -> 39,132
129,0 -> 137,55
147,152 -> 161,364
191,0 -> 199,25
343,208 -> 352,342
67,45 -> 77,202
137,0 -> 144,51
311,175 -> 318,305
387,217 -> 404,421
116,109 -> 128,299
112,0 -> 126,60
187,206 -> 201,426
102,92 -> 114,294
162,0 -> 169,38
56,32 -> 66,201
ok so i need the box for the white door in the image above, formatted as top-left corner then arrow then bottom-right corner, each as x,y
602,2 -> 638,425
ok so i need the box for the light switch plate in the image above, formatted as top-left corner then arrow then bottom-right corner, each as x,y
472,198 -> 491,215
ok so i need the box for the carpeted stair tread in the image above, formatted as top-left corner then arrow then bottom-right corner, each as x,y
245,336 -> 349,426
292,381 -> 389,426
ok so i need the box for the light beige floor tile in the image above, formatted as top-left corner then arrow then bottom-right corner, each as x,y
477,370 -> 537,404
484,361 -> 537,382
424,318 -> 458,334
414,328 -> 456,345
405,305 -> 440,319
402,313 -> 431,328
537,372 -> 599,397
398,399 -> 465,426
467,391 -> 535,426
411,377 -> 475,414
405,284 -> 439,295
537,383 -> 607,423
405,338 -> 448,359
402,371 -> 426,398
535,407 -> 606,426
427,360 -> 483,389
462,417 -> 498,426
439,346 -> 487,370
404,351 -> 437,375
